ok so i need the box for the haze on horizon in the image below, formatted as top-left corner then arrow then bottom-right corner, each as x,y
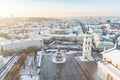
0,0 -> 120,17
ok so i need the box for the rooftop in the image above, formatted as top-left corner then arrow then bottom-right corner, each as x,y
0,37 -> 43,45
103,49 -> 120,65
98,62 -> 120,78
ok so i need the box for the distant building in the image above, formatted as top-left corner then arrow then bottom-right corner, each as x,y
102,24 -> 110,36
97,41 -> 114,51
111,22 -> 120,30
10,14 -> 14,26
107,20 -> 111,24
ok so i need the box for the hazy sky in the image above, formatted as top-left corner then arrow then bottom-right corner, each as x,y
0,0 -> 120,17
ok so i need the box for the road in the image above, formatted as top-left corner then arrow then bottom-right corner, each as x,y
79,20 -> 96,51
0,55 -> 20,80
79,21 -> 86,34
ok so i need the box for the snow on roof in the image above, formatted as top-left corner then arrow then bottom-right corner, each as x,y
0,56 -> 3,59
0,37 -> 12,45
41,35 -> 52,39
104,49 -> 120,65
100,41 -> 114,45
37,51 -> 44,55
0,37 -> 8,41
98,62 -> 120,78
0,36 -> 43,46
33,37 -> 43,40
52,34 -> 71,37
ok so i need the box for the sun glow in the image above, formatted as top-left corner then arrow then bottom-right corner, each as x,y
0,6 -> 11,17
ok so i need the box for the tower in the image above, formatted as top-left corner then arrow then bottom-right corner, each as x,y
82,32 -> 92,59
80,32 -> 93,61
10,14 -> 14,26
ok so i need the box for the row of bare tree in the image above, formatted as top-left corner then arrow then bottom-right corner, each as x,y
3,46 -> 37,80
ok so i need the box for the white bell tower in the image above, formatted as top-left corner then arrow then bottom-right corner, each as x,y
80,32 -> 94,61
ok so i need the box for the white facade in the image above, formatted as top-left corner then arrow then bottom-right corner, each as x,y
118,36 -> 120,47
0,37 -> 44,52
97,49 -> 120,80
82,33 -> 92,60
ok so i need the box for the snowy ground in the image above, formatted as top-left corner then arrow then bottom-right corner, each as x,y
19,50 -> 80,80
20,56 -> 39,80
0,55 -> 12,69
2,56 -> 11,64
20,75 -> 39,80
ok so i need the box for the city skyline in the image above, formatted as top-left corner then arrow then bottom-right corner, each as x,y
0,0 -> 120,17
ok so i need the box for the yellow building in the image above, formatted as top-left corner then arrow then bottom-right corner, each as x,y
97,48 -> 120,80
